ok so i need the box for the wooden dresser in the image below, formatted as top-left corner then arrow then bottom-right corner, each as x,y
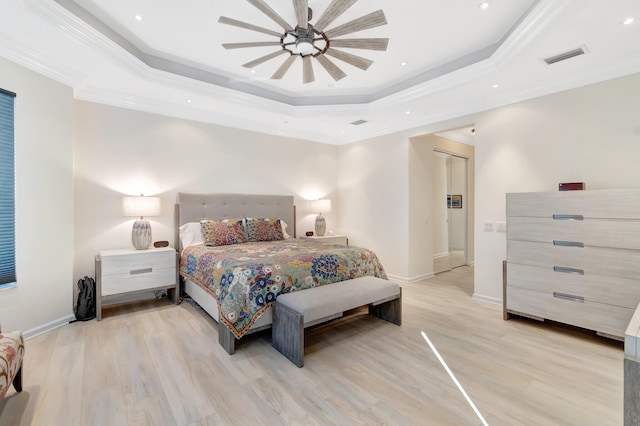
504,188 -> 640,339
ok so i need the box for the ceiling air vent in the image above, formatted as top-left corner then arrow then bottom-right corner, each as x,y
543,47 -> 586,65
350,119 -> 368,126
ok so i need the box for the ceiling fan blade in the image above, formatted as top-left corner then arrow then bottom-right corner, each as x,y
329,38 -> 388,51
324,10 -> 387,39
324,48 -> 373,70
315,54 -> 347,81
242,50 -> 287,69
247,0 -> 293,31
314,0 -> 358,32
293,0 -> 309,29
302,55 -> 315,84
218,16 -> 282,38
222,41 -> 282,49
271,55 -> 297,79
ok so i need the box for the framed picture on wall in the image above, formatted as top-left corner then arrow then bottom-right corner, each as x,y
447,195 -> 452,208
451,195 -> 462,208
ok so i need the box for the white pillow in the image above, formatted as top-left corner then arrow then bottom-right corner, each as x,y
281,220 -> 292,239
179,222 -> 203,249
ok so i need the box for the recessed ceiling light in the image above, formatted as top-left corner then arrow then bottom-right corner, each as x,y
492,84 -> 499,88
401,61 -> 408,66
250,69 -> 256,74
186,99 -> 192,103
135,15 -> 143,21
341,130 -> 346,134
623,17 -> 635,25
405,110 -> 411,115
479,2 -> 490,10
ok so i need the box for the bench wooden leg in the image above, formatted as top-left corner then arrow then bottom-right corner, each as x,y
218,321 -> 236,355
12,365 -> 22,393
369,288 -> 402,326
272,302 -> 304,367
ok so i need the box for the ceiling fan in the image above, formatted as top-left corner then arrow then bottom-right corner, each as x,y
219,0 -> 388,84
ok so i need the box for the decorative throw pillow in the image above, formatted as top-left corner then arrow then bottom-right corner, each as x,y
201,218 -> 247,246
179,222 -> 204,249
245,217 -> 284,242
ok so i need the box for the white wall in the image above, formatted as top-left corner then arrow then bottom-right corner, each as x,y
473,71 -> 640,302
73,101 -> 339,281
337,135 -> 410,281
0,57 -> 75,334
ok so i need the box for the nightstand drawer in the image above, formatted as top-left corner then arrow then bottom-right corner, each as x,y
100,249 -> 175,275
102,266 -> 176,296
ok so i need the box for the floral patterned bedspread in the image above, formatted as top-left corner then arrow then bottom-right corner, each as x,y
180,239 -> 387,338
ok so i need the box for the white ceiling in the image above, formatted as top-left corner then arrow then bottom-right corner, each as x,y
1,0 -> 640,144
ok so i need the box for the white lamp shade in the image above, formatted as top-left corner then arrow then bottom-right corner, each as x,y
310,199 -> 332,214
122,196 -> 161,218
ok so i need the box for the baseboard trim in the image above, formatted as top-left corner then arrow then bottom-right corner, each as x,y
387,273 -> 435,284
24,314 -> 75,340
472,293 -> 501,305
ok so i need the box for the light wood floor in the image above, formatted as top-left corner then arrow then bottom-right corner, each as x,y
433,250 -> 466,274
0,266 -> 623,425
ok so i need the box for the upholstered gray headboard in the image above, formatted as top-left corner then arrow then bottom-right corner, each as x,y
174,193 -> 296,250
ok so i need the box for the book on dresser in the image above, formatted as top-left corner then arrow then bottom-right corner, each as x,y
504,188 -> 640,339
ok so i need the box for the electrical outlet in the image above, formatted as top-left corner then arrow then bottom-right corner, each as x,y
496,221 -> 507,233
484,221 -> 494,232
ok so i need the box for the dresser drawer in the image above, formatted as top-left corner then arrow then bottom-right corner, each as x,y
507,217 -> 640,250
507,189 -> 640,219
507,263 -> 640,309
506,286 -> 633,338
507,240 -> 640,280
102,266 -> 176,296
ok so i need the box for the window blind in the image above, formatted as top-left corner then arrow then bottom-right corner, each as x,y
0,88 -> 16,289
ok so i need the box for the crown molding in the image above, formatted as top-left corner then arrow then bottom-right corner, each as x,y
492,0 -> 573,67
0,32 -> 85,87
74,85 -> 337,144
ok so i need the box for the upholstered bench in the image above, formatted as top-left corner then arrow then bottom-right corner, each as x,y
0,323 -> 24,400
272,276 -> 401,367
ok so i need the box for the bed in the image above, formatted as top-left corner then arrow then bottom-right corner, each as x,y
174,193 -> 388,354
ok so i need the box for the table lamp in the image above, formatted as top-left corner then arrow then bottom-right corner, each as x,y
310,199 -> 331,237
122,195 -> 161,249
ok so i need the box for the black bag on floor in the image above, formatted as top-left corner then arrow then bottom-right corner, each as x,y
74,276 -> 96,321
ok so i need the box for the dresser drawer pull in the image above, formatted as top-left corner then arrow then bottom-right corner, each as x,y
130,268 -> 153,275
553,266 -> 584,275
552,214 -> 584,221
553,292 -> 584,303
553,240 -> 584,248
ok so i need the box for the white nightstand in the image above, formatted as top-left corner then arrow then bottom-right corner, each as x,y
95,247 -> 179,320
300,234 -> 348,245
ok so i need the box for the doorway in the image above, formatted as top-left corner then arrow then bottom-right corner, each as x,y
433,151 -> 467,273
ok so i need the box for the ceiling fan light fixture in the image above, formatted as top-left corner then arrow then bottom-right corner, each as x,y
295,37 -> 315,56
220,1 -> 388,84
